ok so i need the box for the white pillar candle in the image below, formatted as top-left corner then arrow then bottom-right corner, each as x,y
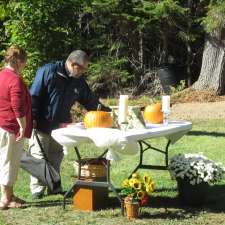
162,95 -> 170,112
118,95 -> 129,123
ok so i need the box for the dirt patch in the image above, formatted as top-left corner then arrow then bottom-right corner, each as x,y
171,101 -> 225,120
71,88 -> 225,121
172,88 -> 225,104
169,88 -> 225,120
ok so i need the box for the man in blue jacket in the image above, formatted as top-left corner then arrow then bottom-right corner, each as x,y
29,50 -> 110,199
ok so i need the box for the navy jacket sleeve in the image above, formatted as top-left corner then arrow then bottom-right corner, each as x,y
79,79 -> 111,112
30,65 -> 52,120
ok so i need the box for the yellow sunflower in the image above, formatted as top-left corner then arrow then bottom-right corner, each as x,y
128,178 -> 135,187
146,182 -> 155,194
132,179 -> 142,189
131,173 -> 140,179
137,190 -> 145,199
122,178 -> 129,188
143,173 -> 151,184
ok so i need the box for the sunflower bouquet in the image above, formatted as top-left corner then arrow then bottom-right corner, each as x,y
120,173 -> 155,206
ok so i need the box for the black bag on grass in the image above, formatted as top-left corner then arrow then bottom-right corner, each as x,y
20,130 -> 61,193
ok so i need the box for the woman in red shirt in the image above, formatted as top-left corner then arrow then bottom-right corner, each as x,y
0,46 -> 32,209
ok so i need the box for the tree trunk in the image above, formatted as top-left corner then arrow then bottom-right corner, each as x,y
138,30 -> 144,70
192,27 -> 225,95
160,29 -> 168,65
186,42 -> 192,87
186,0 -> 193,87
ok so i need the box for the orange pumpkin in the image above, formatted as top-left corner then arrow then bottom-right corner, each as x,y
83,111 -> 113,128
143,103 -> 163,124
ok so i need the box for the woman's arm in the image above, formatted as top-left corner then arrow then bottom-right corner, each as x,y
16,116 -> 26,141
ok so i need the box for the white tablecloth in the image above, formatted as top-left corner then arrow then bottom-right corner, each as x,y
51,121 -> 192,160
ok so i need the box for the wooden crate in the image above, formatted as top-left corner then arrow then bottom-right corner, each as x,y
73,185 -> 108,211
73,158 -> 107,181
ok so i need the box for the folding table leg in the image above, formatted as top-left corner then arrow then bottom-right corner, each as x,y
128,139 -> 172,178
63,182 -> 78,209
108,182 -> 124,215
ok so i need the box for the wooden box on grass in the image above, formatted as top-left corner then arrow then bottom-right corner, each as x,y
73,185 -> 108,211
73,158 -> 107,181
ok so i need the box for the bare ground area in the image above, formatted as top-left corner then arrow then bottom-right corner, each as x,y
171,101 -> 225,120
171,88 -> 225,120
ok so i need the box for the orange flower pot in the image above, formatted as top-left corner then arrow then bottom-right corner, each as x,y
124,199 -> 139,219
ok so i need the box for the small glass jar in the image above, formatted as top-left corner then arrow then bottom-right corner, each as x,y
163,110 -> 170,126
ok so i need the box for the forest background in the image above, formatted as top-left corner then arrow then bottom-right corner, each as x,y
0,0 -> 225,98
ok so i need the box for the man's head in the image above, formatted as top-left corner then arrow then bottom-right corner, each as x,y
65,50 -> 89,78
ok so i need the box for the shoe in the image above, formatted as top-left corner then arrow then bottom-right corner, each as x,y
32,192 -> 44,199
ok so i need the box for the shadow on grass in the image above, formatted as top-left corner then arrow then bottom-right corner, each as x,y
105,195 -> 202,219
153,184 -> 225,210
25,199 -> 71,208
23,184 -> 225,219
205,184 -> 225,212
110,184 -> 225,219
187,130 -> 225,137
140,208 -> 199,220
154,187 -> 177,192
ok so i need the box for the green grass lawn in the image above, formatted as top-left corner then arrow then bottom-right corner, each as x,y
1,119 -> 225,225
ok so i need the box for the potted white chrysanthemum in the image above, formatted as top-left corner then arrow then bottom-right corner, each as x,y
169,153 -> 225,206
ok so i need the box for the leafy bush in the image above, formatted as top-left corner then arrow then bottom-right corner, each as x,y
87,57 -> 133,97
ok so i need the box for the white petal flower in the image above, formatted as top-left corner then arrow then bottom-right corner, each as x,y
169,153 -> 225,184
190,180 -> 195,185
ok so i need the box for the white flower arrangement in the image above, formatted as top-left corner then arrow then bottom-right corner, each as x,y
169,153 -> 225,185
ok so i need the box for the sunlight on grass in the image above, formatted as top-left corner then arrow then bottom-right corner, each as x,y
0,120 -> 225,225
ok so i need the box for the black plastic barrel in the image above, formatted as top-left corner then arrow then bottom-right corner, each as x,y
157,65 -> 177,94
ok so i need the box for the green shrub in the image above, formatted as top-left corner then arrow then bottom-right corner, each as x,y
87,57 -> 133,97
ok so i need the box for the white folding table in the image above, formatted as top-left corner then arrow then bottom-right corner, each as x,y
51,120 -> 192,214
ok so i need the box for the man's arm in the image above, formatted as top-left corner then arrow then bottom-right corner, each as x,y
78,79 -> 111,112
30,66 -> 50,121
